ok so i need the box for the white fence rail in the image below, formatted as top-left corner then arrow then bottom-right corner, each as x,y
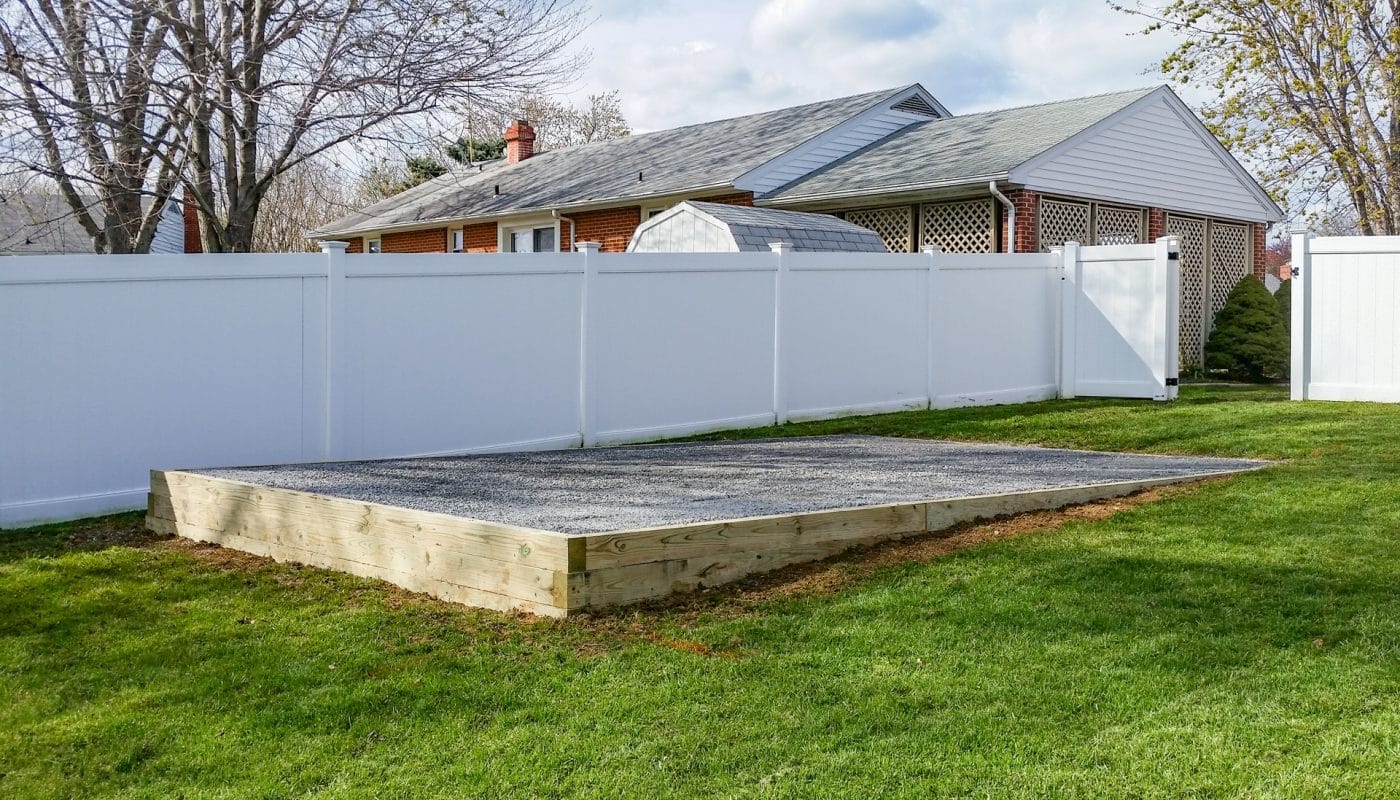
0,239 -> 1179,527
1291,232 -> 1400,402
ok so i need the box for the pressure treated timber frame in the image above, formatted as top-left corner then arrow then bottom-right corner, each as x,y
148,467 -> 1246,617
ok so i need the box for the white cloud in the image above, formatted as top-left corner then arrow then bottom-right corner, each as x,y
751,0 -> 940,46
565,0 -> 1179,131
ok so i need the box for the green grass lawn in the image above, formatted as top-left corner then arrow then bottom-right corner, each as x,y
2,386 -> 1397,799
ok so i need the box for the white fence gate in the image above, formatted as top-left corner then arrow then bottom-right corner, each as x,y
0,239 -> 1179,527
1062,238 -> 1181,401
1290,232 -> 1400,402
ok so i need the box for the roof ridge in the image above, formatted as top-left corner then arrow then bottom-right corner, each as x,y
949,85 -> 1162,118
533,85 -> 912,157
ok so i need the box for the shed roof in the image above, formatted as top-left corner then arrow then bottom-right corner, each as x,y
628,201 -> 887,253
311,86 -> 909,238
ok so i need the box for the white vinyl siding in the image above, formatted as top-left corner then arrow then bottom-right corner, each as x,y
149,201 -> 185,254
1014,94 -> 1276,223
629,211 -> 737,253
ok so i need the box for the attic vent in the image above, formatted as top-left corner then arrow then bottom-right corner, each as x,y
891,95 -> 939,117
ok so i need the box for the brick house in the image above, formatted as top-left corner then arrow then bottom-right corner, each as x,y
311,83 -> 1283,363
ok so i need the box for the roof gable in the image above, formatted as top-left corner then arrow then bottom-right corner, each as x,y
1011,86 -> 1283,222
735,84 -> 947,195
761,88 -> 1157,204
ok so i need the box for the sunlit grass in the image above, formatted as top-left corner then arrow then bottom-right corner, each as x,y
2,386 -> 1396,798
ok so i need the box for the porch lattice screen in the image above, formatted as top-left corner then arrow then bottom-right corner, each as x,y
1208,221 -> 1250,318
1039,199 -> 1092,252
844,206 -> 913,253
1167,214 -> 1209,365
1094,205 -> 1147,245
919,199 -> 996,253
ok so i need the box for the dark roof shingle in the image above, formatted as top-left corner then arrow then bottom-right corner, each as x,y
764,87 -> 1156,201
312,86 -> 908,237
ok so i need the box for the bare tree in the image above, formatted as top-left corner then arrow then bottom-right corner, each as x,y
0,0 -> 189,253
163,0 -> 587,252
467,89 -> 630,152
250,158 -> 359,252
2,0 -> 586,253
1119,0 -> 1400,233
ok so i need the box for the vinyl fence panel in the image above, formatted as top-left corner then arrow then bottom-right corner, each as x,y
1292,233 -> 1400,402
0,254 -> 327,524
0,242 -> 1179,527
781,252 -> 930,421
928,251 -> 1061,408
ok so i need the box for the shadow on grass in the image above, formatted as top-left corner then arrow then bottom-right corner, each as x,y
0,512 -> 160,564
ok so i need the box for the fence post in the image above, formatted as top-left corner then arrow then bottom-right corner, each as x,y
1057,241 -> 1081,399
319,240 -> 349,460
576,241 -> 601,446
922,245 -> 942,408
1162,235 -> 1182,401
769,242 -> 792,425
1290,227 -> 1311,401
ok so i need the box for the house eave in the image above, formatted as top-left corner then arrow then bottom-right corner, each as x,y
756,174 -> 1011,209
308,182 -> 739,241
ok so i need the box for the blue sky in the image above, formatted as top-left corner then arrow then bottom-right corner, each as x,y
566,0 -> 1181,132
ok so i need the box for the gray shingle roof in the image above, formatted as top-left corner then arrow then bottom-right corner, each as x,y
0,193 -> 185,255
0,194 -> 96,254
764,87 -> 1156,202
312,86 -> 909,238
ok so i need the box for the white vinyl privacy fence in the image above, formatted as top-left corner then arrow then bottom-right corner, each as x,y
0,238 -> 1180,527
1290,232 -> 1400,402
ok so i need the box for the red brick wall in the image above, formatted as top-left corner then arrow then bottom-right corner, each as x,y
573,206 -> 643,252
1252,222 -> 1268,279
999,189 -> 1039,253
381,227 -> 448,253
695,192 -> 754,206
182,187 -> 202,253
1147,208 -> 1166,242
463,222 -> 497,253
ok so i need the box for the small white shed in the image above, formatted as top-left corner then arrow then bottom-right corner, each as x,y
626,201 -> 888,253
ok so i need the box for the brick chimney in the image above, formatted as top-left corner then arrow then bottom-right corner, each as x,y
182,185 -> 203,253
504,119 -> 536,164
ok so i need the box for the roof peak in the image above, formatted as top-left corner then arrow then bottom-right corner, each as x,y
952,85 -> 1161,118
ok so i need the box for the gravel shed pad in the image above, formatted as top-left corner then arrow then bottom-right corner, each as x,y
197,436 -> 1265,536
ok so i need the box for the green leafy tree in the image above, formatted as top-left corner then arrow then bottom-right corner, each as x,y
1206,276 -> 1289,381
1119,1 -> 1399,233
445,136 -> 506,163
1275,280 -> 1292,334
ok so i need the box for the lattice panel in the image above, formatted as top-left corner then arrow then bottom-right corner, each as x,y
1208,221 -> 1250,319
844,206 -> 912,253
1168,214 -> 1208,365
1094,205 -> 1146,245
1039,199 -> 1091,252
919,199 -> 995,253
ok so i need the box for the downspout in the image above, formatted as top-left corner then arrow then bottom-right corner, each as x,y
552,209 -> 576,252
988,181 -> 1015,253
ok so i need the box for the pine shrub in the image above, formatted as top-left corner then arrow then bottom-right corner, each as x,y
1205,276 -> 1288,382
1275,280 -> 1291,333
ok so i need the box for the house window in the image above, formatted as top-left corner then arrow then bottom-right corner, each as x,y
505,225 -> 557,252
643,205 -> 670,219
367,238 -> 382,254
450,229 -> 464,252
